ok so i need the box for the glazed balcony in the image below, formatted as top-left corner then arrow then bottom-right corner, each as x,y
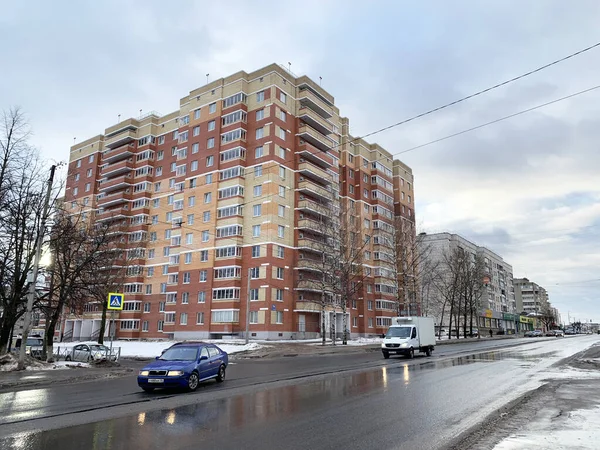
102,143 -> 135,164
99,174 -> 133,193
97,191 -> 131,208
104,129 -> 136,149
101,159 -> 134,179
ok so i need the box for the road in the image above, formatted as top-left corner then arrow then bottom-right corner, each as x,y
1,336 -> 598,450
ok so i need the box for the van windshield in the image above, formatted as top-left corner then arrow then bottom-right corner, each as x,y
386,327 -> 412,338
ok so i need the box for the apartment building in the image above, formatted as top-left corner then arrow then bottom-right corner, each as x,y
63,63 -> 415,341
418,233 -> 518,333
514,278 -> 550,315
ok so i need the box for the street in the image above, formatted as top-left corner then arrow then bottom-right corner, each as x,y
1,336 -> 598,449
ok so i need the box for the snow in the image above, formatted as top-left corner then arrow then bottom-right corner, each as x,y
494,406 -> 600,449
55,340 -> 263,359
0,353 -> 90,372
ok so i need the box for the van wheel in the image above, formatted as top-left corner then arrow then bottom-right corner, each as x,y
407,348 -> 414,359
65,355 -> 71,361
383,351 -> 390,359
426,347 -> 432,357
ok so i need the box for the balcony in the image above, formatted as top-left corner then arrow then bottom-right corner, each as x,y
99,174 -> 133,193
96,207 -> 129,222
297,218 -> 327,235
297,179 -> 333,202
298,89 -> 333,119
295,279 -> 332,293
297,236 -> 327,252
103,143 -> 135,164
296,199 -> 332,217
104,129 -> 136,149
297,125 -> 334,152
297,107 -> 333,136
296,258 -> 324,272
101,159 -> 134,179
97,191 -> 130,208
298,161 -> 331,185
297,145 -> 333,170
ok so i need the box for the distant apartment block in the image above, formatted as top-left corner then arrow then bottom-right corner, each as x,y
514,278 -> 550,315
63,63 -> 416,341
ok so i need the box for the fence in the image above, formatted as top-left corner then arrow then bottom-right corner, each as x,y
52,346 -> 121,362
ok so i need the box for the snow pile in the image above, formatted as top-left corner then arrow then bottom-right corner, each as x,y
55,340 -> 263,359
494,406 -> 600,449
0,353 -> 89,371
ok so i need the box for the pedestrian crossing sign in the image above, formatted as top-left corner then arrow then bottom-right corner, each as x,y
107,293 -> 124,310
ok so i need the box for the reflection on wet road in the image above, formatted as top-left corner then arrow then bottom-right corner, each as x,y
3,337 -> 596,450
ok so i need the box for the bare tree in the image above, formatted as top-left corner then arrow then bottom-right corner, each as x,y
0,108 -> 48,354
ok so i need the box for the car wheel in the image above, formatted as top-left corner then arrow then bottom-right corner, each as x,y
425,347 -> 432,357
216,365 -> 226,383
187,371 -> 200,391
408,348 -> 414,359
65,355 -> 71,361
383,351 -> 390,359
142,387 -> 154,393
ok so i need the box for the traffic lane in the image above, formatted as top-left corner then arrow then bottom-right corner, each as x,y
4,337 -> 596,450
0,336 -> 562,426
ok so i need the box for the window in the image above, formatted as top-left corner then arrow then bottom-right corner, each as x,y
276,267 -> 284,280
349,184 -> 354,194
278,128 -> 285,140
180,313 -> 188,325
214,266 -> 241,279
196,312 -> 205,324
178,131 -> 189,144
353,317 -> 358,327
276,245 -> 284,258
194,108 -> 201,120
276,311 -> 283,324
252,245 -> 260,258
193,126 -> 200,137
277,146 -> 285,159
147,265 -> 155,275
190,160 -> 198,172
216,246 -> 242,258
203,211 -> 210,223
256,91 -> 264,102
73,187 -> 78,196
157,150 -> 164,160
211,310 -> 240,323
145,284 -> 152,295
199,250 -> 208,262
279,166 -> 285,179
279,92 -> 286,103
158,320 -> 164,332
202,230 -> 209,242
159,302 -> 166,313
249,311 -> 258,324
220,146 -> 245,162
278,225 -> 285,238
156,167 -> 163,176
170,162 -> 177,172
183,272 -> 191,284
198,291 -> 206,303
275,288 -> 284,301
204,192 -> 212,203
216,225 -> 243,238
279,110 -> 286,121
250,267 -> 260,279
207,137 -> 215,149
162,265 -> 168,276
222,129 -> 246,143
253,185 -> 262,197
253,204 -> 262,216
255,146 -> 263,158
76,160 -> 81,168
208,120 -> 215,131
89,154 -> 94,163
368,300 -> 373,310
256,109 -> 264,121
252,225 -> 261,237
278,185 -> 285,198
199,270 -> 207,282
209,103 -> 216,114
87,168 -> 92,177
255,165 -> 263,177
250,288 -> 259,301
220,166 -> 242,180
187,214 -> 194,225
186,196 -> 195,207
185,252 -> 192,264
120,320 -> 139,330
255,128 -> 264,139
164,313 -> 175,324
206,155 -> 214,167
189,178 -> 196,189
205,173 -> 213,184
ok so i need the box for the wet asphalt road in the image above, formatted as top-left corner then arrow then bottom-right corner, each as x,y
1,336 -> 598,450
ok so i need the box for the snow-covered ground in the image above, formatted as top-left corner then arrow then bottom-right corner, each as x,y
54,340 -> 263,359
0,353 -> 91,371
494,406 -> 600,449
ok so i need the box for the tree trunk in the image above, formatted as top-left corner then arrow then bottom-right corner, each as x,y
342,294 -> 348,345
448,304 -> 453,340
0,312 -> 16,354
98,301 -> 108,345
321,293 -> 326,346
44,307 -> 61,362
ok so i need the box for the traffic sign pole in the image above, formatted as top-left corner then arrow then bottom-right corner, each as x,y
106,293 -> 124,359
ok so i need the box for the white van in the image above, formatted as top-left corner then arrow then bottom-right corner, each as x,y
382,317 -> 436,359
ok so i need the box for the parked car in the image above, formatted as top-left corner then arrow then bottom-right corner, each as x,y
532,330 -> 543,337
14,337 -> 44,359
545,330 -> 556,337
524,331 -> 535,337
554,330 -> 564,337
65,343 -> 117,362
138,342 -> 228,392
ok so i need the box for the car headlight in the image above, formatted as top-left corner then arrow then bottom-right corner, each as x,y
167,370 -> 184,376
139,370 -> 149,376
401,343 -> 408,347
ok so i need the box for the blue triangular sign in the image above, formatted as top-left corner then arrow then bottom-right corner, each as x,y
110,296 -> 121,307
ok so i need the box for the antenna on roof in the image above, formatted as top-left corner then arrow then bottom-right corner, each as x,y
319,76 -> 322,86
206,73 -> 209,84
118,114 -> 121,122
288,62 -> 292,73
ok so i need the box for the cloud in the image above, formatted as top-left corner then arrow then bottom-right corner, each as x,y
2,0 -> 600,322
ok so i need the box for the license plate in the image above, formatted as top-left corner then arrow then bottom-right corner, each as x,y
148,379 -> 164,384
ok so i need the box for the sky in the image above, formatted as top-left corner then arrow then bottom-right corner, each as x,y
1,0 -> 599,324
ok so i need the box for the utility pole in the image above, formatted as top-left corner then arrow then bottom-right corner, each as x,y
245,268 -> 251,345
18,164 -> 56,370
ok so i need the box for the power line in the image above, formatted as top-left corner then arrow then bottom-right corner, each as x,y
330,40 -> 600,152
394,84 -> 600,156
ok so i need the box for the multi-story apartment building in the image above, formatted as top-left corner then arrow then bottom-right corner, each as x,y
63,63 -> 415,341
418,232 -> 517,333
514,278 -> 550,315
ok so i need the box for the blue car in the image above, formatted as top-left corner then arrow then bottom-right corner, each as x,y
137,342 -> 228,392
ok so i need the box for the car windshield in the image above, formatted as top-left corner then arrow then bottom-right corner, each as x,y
159,347 -> 199,361
386,327 -> 411,338
26,339 -> 43,346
